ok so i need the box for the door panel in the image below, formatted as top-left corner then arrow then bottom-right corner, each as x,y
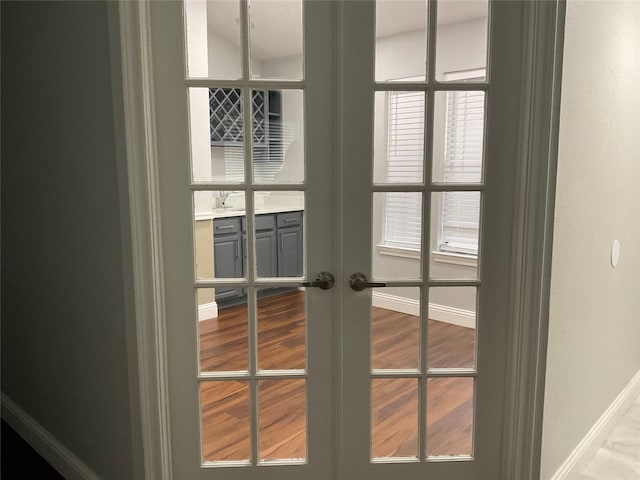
340,1 -> 525,478
152,0 -> 335,478
151,0 -> 527,479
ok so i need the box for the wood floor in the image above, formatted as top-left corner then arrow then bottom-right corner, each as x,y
199,291 -> 475,462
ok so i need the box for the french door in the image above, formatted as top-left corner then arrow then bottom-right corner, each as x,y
148,1 -> 527,479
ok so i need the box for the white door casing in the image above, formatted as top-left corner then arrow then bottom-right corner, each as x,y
116,1 -> 566,479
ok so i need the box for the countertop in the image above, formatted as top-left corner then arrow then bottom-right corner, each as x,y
195,205 -> 304,221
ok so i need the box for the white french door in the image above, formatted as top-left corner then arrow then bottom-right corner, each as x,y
340,1 -> 525,479
147,1 -> 529,479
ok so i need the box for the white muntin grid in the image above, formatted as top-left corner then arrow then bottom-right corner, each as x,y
369,0 -> 490,463
185,0 -> 309,466
183,0 -> 491,468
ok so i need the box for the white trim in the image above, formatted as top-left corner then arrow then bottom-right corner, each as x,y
377,244 -> 420,260
432,250 -> 478,268
372,291 -> 419,316
198,301 -> 219,321
377,245 -> 478,267
549,370 -> 640,480
428,303 -> 476,329
444,68 -> 487,82
107,4 -> 146,479
118,2 -> 173,479
1,394 -> 100,480
500,1 -> 566,479
371,291 -> 476,329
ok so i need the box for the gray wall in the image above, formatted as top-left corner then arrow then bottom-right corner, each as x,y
1,2 -> 142,479
540,1 -> 640,478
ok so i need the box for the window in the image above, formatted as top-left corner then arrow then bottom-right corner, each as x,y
381,70 -> 485,258
440,69 -> 485,256
383,90 -> 425,250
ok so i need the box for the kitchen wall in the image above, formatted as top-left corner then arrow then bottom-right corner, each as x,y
1,2 -> 142,478
540,1 -> 640,478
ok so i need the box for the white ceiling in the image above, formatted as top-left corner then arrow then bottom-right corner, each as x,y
206,0 -> 488,60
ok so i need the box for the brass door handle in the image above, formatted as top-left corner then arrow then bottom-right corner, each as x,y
301,271 -> 335,290
348,272 -> 387,291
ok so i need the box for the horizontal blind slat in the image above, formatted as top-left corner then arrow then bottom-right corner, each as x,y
384,91 -> 425,248
441,77 -> 485,254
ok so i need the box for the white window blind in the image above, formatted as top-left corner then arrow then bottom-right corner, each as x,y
440,70 -> 485,255
383,90 -> 425,249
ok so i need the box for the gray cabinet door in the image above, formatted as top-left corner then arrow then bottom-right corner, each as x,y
255,230 -> 278,278
277,225 -> 303,277
242,230 -> 277,279
242,214 -> 278,280
213,234 -> 243,301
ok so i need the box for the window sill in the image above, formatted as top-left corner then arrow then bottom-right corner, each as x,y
432,250 -> 478,267
377,245 -> 421,260
377,246 -> 478,267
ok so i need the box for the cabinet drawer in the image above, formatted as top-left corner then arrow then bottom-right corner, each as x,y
213,217 -> 241,235
242,214 -> 275,232
276,211 -> 302,228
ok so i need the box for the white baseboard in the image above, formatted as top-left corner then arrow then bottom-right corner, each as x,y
428,303 -> 476,329
198,301 -> 218,321
371,291 -> 476,329
372,291 -> 420,316
1,393 -> 101,480
549,369 -> 640,480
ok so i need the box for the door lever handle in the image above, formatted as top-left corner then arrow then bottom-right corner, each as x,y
348,272 -> 387,291
301,271 -> 335,290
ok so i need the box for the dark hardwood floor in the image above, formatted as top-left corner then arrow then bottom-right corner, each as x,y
199,291 -> 475,462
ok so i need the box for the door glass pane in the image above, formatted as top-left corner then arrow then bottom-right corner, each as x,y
194,191 -> 246,281
432,90 -> 485,184
190,87 -> 246,183
374,91 -> 426,185
375,0 -> 427,82
372,287 -> 420,370
435,0 -> 489,82
252,89 -> 304,184
428,287 -> 477,369
373,192 -> 422,279
429,191 -> 479,280
257,289 -> 306,371
201,381 -> 251,462
184,0 -> 242,79
249,0 -> 303,80
426,377 -> 474,457
253,192 -> 304,278
198,288 -> 249,372
371,378 -> 418,458
258,379 -> 307,461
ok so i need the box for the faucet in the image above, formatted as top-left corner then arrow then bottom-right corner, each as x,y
216,191 -> 238,208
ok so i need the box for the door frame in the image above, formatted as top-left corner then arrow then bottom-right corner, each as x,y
114,1 -> 566,479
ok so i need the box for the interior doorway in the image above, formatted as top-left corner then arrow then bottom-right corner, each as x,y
130,1 -> 564,479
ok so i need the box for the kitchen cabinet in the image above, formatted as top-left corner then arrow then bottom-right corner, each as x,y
276,211 -> 303,278
212,217 -> 243,301
213,210 -> 303,307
